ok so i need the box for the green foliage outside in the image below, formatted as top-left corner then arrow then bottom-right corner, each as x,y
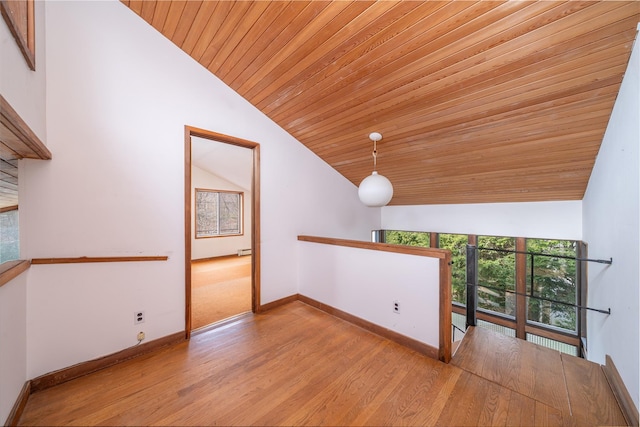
0,210 -> 19,263
526,239 -> 577,331
477,236 -> 516,316
385,230 -> 578,332
438,234 -> 468,305
384,230 -> 430,248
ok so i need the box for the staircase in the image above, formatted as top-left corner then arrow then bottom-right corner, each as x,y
451,326 -> 628,426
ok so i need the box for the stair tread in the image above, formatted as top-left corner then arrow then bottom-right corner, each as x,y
451,326 -> 627,426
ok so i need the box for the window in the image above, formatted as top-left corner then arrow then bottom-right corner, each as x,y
195,189 -> 243,238
384,230 -> 430,247
0,96 -> 50,285
526,239 -> 577,332
379,229 -> 586,356
477,236 -> 516,317
438,233 -> 468,306
0,207 -> 19,262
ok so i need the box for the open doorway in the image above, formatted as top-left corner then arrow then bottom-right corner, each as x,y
184,127 -> 260,338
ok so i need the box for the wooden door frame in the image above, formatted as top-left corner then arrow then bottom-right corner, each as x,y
184,126 -> 260,339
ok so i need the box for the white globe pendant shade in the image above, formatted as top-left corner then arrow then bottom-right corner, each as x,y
358,171 -> 393,207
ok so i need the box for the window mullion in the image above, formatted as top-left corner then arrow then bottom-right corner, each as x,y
215,192 -> 220,236
515,237 -> 527,340
577,241 -> 588,356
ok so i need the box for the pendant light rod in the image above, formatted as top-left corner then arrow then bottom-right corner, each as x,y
369,132 -> 382,171
373,141 -> 377,170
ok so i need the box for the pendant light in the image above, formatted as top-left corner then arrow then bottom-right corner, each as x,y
358,132 -> 393,207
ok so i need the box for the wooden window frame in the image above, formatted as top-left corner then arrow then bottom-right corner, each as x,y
0,94 -> 51,287
0,205 -> 19,263
194,188 -> 244,239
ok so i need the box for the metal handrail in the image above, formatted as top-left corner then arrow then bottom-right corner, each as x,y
452,323 -> 466,341
473,282 -> 611,315
475,245 -> 611,315
477,246 -> 612,264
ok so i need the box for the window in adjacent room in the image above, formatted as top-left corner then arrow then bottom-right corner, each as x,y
195,189 -> 243,238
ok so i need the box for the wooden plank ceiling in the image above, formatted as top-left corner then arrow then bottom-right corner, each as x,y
123,1 -> 639,205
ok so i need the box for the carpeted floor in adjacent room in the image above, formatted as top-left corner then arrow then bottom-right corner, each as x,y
191,255 -> 252,330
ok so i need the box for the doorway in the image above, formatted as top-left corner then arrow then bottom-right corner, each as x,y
184,126 -> 260,338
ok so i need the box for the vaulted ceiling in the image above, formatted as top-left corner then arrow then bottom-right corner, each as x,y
123,1 -> 639,205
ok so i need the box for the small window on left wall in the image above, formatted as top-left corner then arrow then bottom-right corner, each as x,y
0,206 -> 19,263
195,189 -> 243,238
0,95 -> 51,283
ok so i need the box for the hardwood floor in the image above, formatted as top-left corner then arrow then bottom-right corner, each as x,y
18,302 -> 625,426
191,255 -> 251,329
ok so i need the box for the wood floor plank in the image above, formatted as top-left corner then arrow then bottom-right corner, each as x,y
534,400 -> 565,427
338,346 -> 430,426
361,358 -> 462,426
435,371 -> 490,426
278,341 -> 397,425
241,336 -> 382,425
505,391 -> 536,426
477,380 -> 512,426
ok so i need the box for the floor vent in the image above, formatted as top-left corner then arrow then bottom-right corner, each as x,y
238,248 -> 252,256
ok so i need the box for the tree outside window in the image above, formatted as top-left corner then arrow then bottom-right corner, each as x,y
384,230 -> 430,248
477,236 -> 516,317
195,189 -> 243,238
438,233 -> 468,306
526,239 -> 577,331
0,208 -> 19,263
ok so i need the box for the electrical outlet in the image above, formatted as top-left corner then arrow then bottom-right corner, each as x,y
137,331 -> 145,341
393,301 -> 400,314
134,311 -> 145,324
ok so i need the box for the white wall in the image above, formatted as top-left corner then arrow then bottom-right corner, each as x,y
298,241 -> 441,348
0,1 -> 46,422
191,165 -> 252,259
582,33 -> 639,408
0,274 -> 28,423
0,1 -> 46,140
21,0 -> 377,380
382,201 -> 582,240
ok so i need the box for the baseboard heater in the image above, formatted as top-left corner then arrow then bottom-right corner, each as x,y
237,248 -> 252,256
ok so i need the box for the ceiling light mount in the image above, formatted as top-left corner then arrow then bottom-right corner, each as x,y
358,132 -> 393,207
